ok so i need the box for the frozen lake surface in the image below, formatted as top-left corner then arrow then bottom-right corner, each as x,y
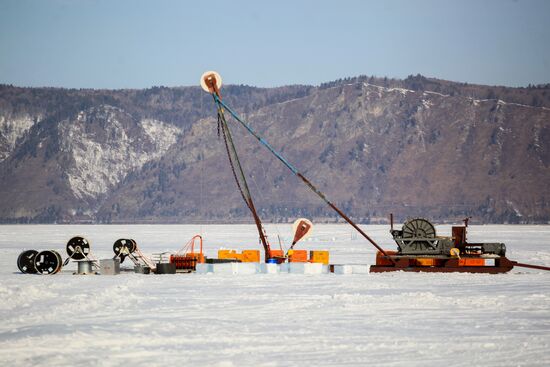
1,224 -> 549,366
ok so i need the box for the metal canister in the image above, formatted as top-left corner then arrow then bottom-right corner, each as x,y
75,260 -> 95,275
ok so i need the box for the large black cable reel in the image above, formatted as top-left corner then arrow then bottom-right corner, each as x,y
113,239 -> 137,263
34,250 -> 63,274
66,236 -> 91,260
17,250 -> 39,274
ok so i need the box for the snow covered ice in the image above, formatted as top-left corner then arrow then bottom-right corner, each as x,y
1,224 -> 549,366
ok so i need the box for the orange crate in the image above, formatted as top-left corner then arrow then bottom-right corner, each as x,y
289,249 -> 308,262
241,250 -> 260,263
218,249 -> 242,261
269,249 -> 284,258
309,250 -> 329,265
459,258 -> 485,267
376,250 -> 397,266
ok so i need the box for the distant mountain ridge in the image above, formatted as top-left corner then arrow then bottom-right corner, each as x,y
1,75 -> 549,224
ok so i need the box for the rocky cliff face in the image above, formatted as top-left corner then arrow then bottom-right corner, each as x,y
0,104 -> 181,221
0,114 -> 40,161
0,76 -> 549,223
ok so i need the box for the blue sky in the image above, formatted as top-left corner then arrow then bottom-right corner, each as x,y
1,0 -> 549,89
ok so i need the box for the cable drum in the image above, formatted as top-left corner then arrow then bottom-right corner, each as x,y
66,236 -> 91,260
17,250 -> 38,274
113,239 -> 137,263
402,218 -> 436,240
396,218 -> 440,254
34,250 -> 63,274
113,239 -> 136,254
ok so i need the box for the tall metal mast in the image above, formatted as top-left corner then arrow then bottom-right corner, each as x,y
201,72 -> 271,260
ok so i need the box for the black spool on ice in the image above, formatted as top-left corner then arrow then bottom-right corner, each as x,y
113,239 -> 136,263
34,250 -> 63,274
66,236 -> 91,260
113,239 -> 136,255
17,250 -> 38,274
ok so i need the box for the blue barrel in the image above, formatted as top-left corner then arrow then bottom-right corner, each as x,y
266,258 -> 278,264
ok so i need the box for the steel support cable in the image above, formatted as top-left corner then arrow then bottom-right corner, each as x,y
217,106 -> 253,211
221,116 -> 270,253
134,246 -> 156,270
213,97 -> 271,258
213,95 -> 392,260
217,103 -> 248,198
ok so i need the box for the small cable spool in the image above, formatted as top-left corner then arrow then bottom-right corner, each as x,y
17,250 -> 38,274
34,250 -> 63,274
113,239 -> 137,263
66,236 -> 99,274
66,236 -> 91,260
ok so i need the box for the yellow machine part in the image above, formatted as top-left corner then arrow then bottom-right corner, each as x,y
450,248 -> 461,258
309,250 -> 329,265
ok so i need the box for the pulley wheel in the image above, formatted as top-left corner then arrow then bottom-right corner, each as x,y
34,250 -> 63,275
66,236 -> 91,260
17,250 -> 38,274
200,71 -> 222,93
